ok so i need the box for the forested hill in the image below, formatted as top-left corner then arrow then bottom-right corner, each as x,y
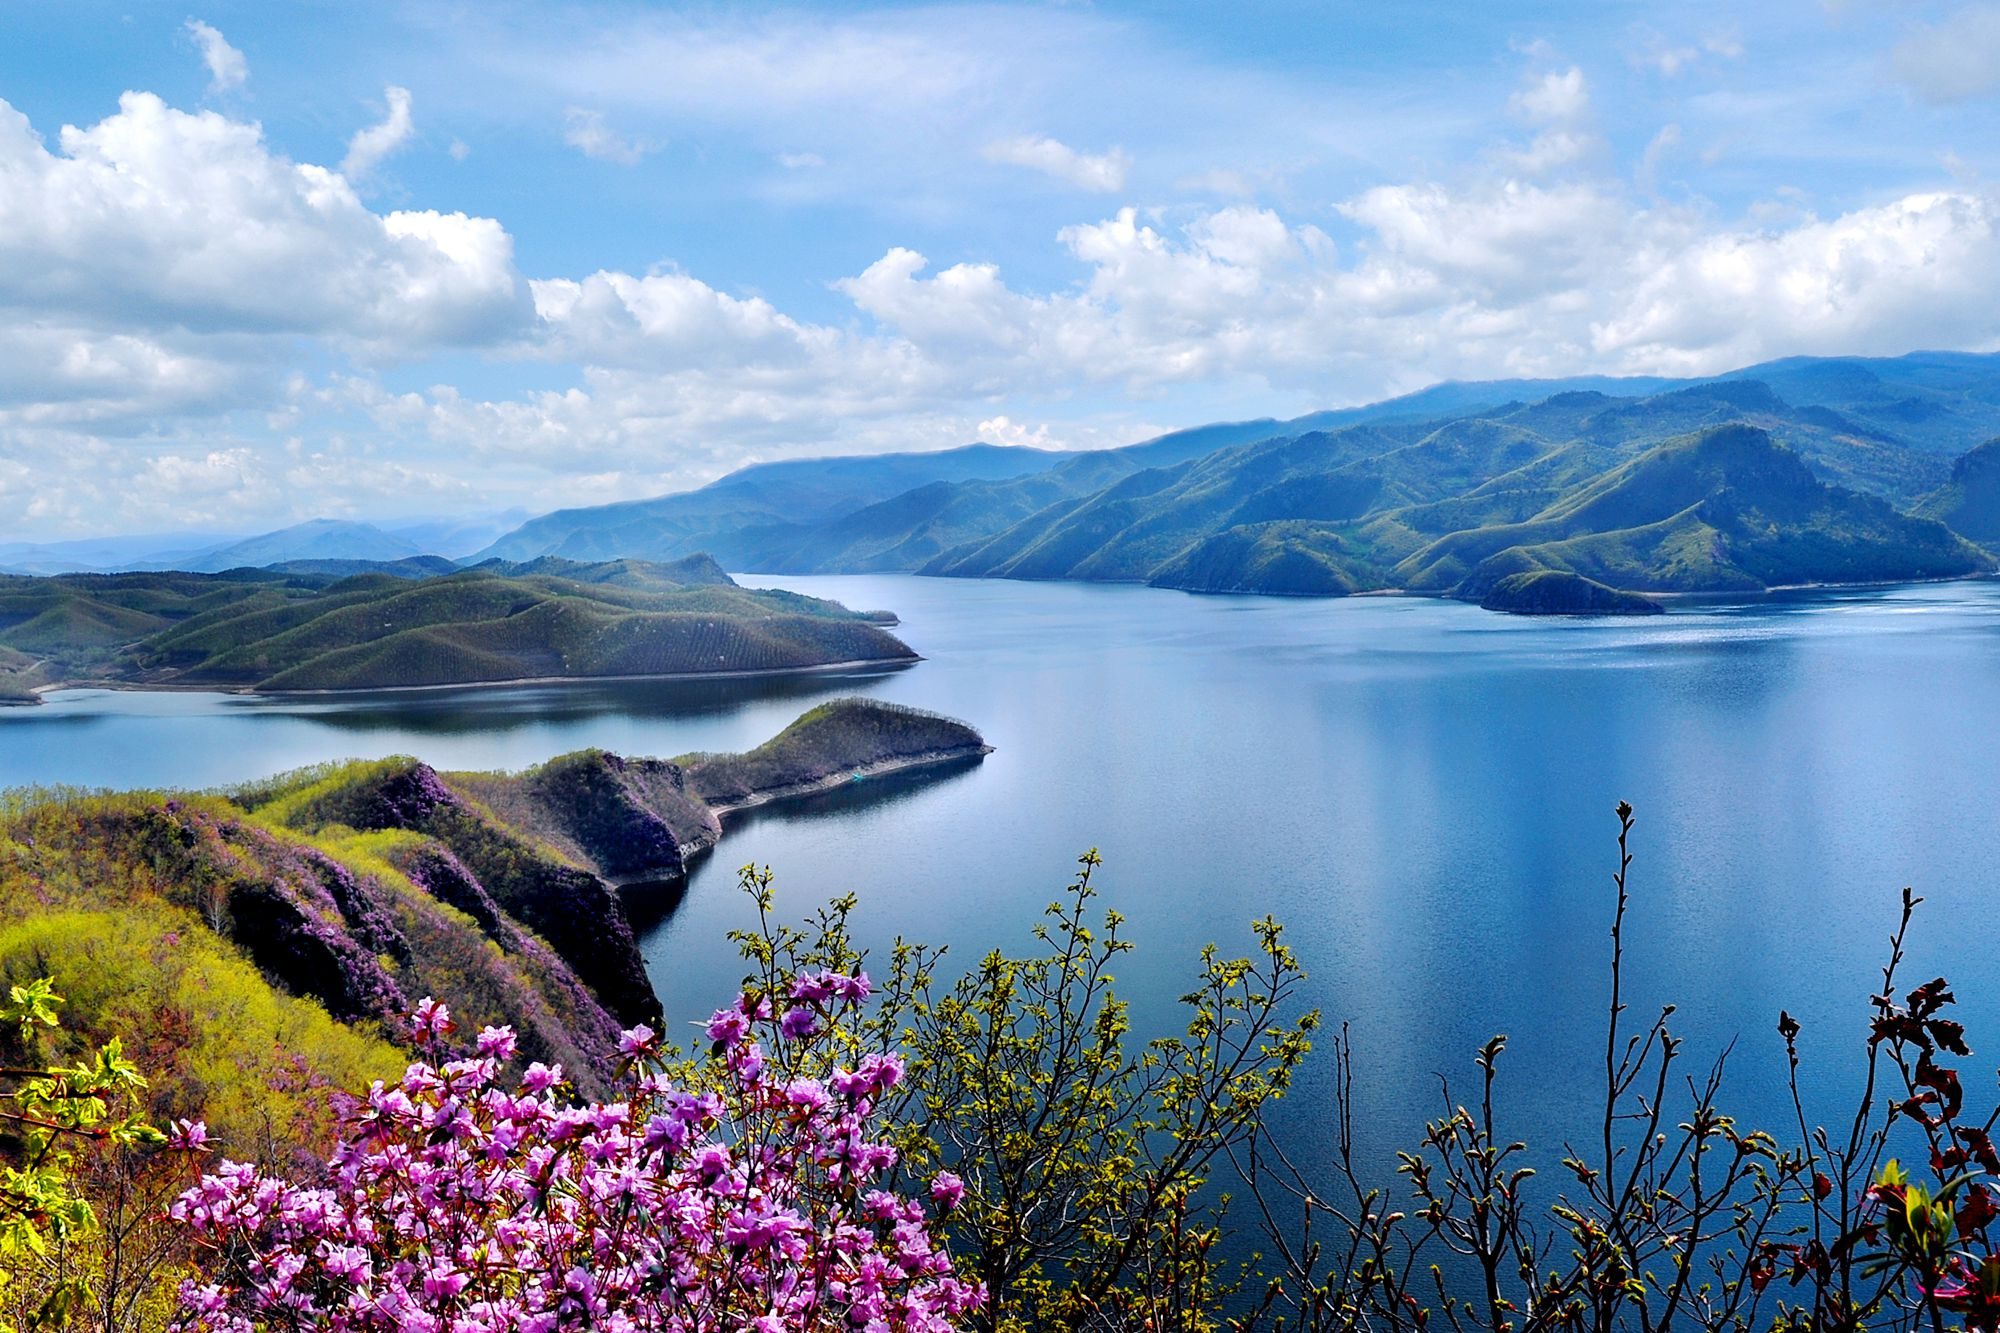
0,555 -> 913,702
925,408 -> 1995,599
458,350 -> 2000,603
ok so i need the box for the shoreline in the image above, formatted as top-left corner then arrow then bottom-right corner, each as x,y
10,654 -> 920,707
602,744 -> 995,887
706,743 -> 995,821
923,569 -> 2000,607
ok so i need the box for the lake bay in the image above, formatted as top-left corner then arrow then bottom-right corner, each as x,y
4,573 -> 1998,1175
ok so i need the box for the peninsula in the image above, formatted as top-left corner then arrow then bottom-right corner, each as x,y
0,698 -> 986,1106
0,554 -> 914,703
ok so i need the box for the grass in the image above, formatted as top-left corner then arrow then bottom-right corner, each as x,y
682,698 -> 986,805
0,557 -> 914,697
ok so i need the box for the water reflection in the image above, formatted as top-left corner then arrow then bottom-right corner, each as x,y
225,664 -> 914,733
5,575 -> 2000,1202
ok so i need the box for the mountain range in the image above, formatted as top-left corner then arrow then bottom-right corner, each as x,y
462,351 -> 2000,602
18,349 -> 2000,607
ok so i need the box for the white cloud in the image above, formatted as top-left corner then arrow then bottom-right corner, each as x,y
777,151 -> 825,169
1635,28 -> 1745,78
0,92 -> 525,363
1596,191 -> 2000,371
184,20 -> 247,95
562,107 -> 652,165
982,135 -> 1130,192
1891,5 -> 2000,103
976,415 -> 1057,449
12,62 -> 2000,537
341,85 -> 414,180
1511,67 -> 1590,125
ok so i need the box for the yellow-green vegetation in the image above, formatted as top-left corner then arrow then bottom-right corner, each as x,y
0,978 -> 189,1333
0,555 -> 913,702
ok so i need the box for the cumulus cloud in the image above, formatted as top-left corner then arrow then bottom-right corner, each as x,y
562,108 -> 652,165
12,65 -> 2000,537
1891,5 -> 2000,103
184,20 -> 247,94
982,135 -> 1130,192
0,92 -> 525,371
341,85 -> 414,180
1511,67 -> 1589,124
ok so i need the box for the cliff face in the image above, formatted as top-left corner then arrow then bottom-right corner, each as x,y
99,797 -> 630,1095
264,759 -> 663,1031
0,699 -> 988,1154
449,750 -> 723,883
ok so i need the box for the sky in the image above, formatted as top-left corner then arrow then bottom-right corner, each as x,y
4,0 -> 2000,539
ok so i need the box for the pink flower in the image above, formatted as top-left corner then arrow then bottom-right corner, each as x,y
173,992 -> 980,1332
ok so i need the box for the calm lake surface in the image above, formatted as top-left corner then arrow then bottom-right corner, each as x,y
4,574 -> 1999,1173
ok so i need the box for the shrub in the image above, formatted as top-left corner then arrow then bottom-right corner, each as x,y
168,985 -> 981,1331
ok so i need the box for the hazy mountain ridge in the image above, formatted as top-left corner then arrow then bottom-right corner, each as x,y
15,351 -> 2000,610
448,350 -> 2000,602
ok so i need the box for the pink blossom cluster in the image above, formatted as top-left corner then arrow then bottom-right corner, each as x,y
168,978 -> 981,1332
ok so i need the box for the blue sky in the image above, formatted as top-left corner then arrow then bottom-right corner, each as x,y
3,0 -> 1999,538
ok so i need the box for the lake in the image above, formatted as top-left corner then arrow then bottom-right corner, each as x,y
4,573 -> 1999,1184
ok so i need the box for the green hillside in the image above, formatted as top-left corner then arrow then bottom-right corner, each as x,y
1394,425 -> 1988,596
932,419 -> 1992,603
0,556 -> 913,702
1479,571 -> 1664,616
455,351 -> 2000,587
679,698 -> 990,807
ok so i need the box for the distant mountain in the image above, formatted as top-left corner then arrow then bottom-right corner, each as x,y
0,530 -> 246,576
933,420 -> 1991,600
169,519 -> 429,573
1394,424 -> 1987,597
461,350 -> 2000,587
384,509 -> 534,560
472,442 -> 1087,565
471,424 -> 1332,569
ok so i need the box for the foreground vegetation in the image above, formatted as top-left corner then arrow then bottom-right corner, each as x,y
0,556 -> 912,702
0,801 -> 1990,1330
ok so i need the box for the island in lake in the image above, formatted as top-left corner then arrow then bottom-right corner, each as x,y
0,554 -> 913,703
0,697 -> 986,1100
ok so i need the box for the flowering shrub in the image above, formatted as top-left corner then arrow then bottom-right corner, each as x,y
167,975 -> 982,1331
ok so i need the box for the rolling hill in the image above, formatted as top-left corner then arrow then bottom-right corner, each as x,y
926,410 -> 1995,602
0,556 -> 913,701
457,350 -> 2000,591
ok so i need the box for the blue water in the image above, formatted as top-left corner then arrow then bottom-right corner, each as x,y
4,575 -> 1999,1183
